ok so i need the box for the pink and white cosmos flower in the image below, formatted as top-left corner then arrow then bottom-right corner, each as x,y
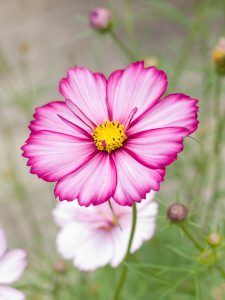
22,61 -> 198,206
0,229 -> 27,300
53,191 -> 158,271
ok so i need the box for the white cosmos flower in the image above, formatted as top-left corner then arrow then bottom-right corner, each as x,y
0,229 -> 27,300
53,191 -> 158,271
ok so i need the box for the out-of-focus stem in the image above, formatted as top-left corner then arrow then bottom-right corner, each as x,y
205,75 -> 224,221
170,1 -> 208,89
124,0 -> 138,54
113,203 -> 137,300
179,223 -> 225,278
110,30 -> 137,62
179,223 -> 203,251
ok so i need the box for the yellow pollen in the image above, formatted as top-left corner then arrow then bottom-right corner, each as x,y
93,121 -> 127,153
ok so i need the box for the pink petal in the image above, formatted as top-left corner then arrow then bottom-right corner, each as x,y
29,101 -> 91,137
0,287 -> 25,300
112,150 -> 165,206
0,249 -> 27,284
125,127 -> 187,169
22,131 -> 95,182
56,223 -> 113,271
54,153 -> 117,206
0,229 -> 7,259
59,67 -> 108,126
107,61 -> 167,125
128,93 -> 198,135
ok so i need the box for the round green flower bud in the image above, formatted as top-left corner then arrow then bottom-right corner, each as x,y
207,233 -> 222,247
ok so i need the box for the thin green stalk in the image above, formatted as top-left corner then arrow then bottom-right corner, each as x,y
170,0 -> 209,89
124,0 -> 138,54
205,75 -> 224,222
179,223 -> 203,251
113,203 -> 137,300
110,30 -> 137,62
179,223 -> 225,278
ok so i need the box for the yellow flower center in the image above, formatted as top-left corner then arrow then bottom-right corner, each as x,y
93,121 -> 127,153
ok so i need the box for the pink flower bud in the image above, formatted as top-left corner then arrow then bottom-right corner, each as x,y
53,261 -> 67,273
167,203 -> 188,222
89,7 -> 111,31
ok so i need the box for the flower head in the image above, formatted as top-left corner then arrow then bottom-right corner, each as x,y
89,7 -> 112,31
53,192 -> 158,271
213,37 -> 225,75
167,203 -> 188,222
207,232 -> 222,247
0,228 -> 27,300
144,56 -> 159,68
22,61 -> 199,206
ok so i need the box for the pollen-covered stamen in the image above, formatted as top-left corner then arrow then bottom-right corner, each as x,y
93,121 -> 127,153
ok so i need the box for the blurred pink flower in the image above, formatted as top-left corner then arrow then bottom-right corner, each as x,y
53,192 -> 158,271
0,229 -> 27,300
89,7 -> 111,30
22,61 -> 198,206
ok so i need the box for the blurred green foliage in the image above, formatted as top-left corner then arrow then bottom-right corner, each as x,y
0,0 -> 225,299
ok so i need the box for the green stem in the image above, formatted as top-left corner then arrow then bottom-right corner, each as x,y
179,223 -> 225,278
205,75 -> 223,222
124,0 -> 138,53
179,223 -> 203,251
110,30 -> 137,62
113,203 -> 137,300
170,0 -> 208,89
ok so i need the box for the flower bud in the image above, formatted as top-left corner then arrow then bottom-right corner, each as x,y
89,8 -> 112,32
144,56 -> 159,68
212,37 -> 225,75
53,260 -> 67,273
167,203 -> 188,222
207,232 -> 222,247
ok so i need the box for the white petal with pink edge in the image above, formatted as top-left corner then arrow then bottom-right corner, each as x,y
54,153 -> 117,206
0,249 -> 27,284
0,287 -> 25,300
125,127 -> 187,169
59,67 -> 108,126
112,150 -> 165,206
29,101 -> 91,137
107,61 -> 167,125
22,131 -> 95,182
0,229 -> 7,259
128,93 -> 198,135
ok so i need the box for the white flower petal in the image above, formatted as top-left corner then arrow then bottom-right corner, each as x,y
0,287 -> 25,300
0,250 -> 27,284
0,229 -> 7,258
55,193 -> 158,271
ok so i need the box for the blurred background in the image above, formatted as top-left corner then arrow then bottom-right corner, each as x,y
0,0 -> 225,299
